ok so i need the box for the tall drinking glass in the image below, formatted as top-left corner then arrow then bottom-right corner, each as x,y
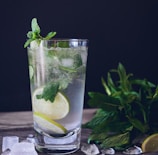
27,39 -> 88,154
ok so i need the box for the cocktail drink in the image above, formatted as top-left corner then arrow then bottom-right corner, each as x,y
27,39 -> 88,154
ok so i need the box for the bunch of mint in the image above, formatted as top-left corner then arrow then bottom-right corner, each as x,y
83,63 -> 158,150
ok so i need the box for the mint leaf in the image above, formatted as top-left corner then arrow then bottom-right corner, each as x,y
83,109 -> 111,129
127,116 -> 149,133
31,18 -> 40,33
24,38 -> 34,48
88,92 -> 120,111
27,31 -> 33,38
36,82 -> 59,102
101,132 -> 130,149
88,132 -> 109,144
59,65 -> 77,73
44,32 -> 57,40
57,41 -> 69,48
73,54 -> 82,68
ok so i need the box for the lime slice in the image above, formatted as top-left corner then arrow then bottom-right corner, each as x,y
32,87 -> 69,120
142,133 -> 158,152
29,65 -> 34,79
34,112 -> 67,134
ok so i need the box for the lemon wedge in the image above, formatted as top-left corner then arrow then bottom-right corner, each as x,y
32,87 -> 69,120
142,133 -> 158,152
34,112 -> 67,134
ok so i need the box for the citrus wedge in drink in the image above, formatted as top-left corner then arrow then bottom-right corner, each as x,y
32,87 -> 69,120
34,112 -> 67,134
142,133 -> 158,152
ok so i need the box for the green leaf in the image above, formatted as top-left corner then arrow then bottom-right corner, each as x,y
27,31 -> 33,38
31,18 -> 40,33
131,79 -> 156,88
57,41 -> 69,48
24,38 -> 34,48
88,92 -> 120,111
88,132 -> 109,144
120,91 -> 139,104
105,121 -> 133,133
59,66 -> 77,73
36,82 -> 59,102
44,32 -> 57,40
101,132 -> 130,149
127,116 -> 148,133
107,72 -> 117,93
73,54 -> 82,68
119,64 -> 133,91
83,109 -> 112,129
101,77 -> 111,95
153,86 -> 158,99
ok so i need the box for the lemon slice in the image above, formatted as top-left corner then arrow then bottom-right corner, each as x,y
142,133 -> 158,152
32,87 -> 69,120
34,112 -> 67,134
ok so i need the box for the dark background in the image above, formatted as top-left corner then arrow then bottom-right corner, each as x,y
0,0 -> 158,111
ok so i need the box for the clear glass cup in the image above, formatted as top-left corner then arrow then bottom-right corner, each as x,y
27,39 -> 88,154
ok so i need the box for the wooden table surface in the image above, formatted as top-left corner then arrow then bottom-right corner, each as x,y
0,109 -> 157,155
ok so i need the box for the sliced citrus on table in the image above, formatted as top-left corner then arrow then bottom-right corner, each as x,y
34,112 -> 67,134
142,133 -> 158,152
32,87 -> 69,120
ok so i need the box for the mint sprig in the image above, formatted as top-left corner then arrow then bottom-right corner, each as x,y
24,18 -> 56,48
83,63 -> 158,150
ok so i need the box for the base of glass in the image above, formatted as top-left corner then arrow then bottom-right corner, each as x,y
34,128 -> 81,154
36,144 -> 80,154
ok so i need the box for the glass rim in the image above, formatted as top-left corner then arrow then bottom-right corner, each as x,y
41,38 -> 88,42
27,38 -> 88,49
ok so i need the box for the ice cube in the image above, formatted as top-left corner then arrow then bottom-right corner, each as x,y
2,136 -> 19,152
81,143 -> 100,155
11,141 -> 38,155
27,134 -> 34,138
26,134 -> 36,144
123,145 -> 142,154
61,58 -> 74,67
101,148 -> 115,154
